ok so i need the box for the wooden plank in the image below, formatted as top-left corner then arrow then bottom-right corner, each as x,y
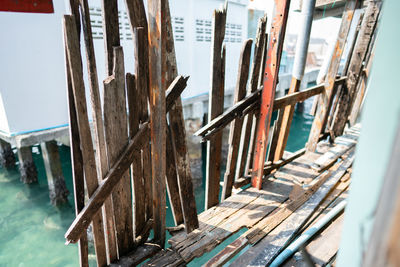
63,15 -> 107,267
109,243 -> 161,267
251,0 -> 290,189
148,0 -> 167,247
332,0 -> 381,136
65,44 -> 89,267
306,0 -> 358,152
79,0 -> 118,260
64,122 -> 150,245
103,47 -> 134,256
267,110 -> 283,163
162,0 -> 199,233
274,77 -> 302,161
126,73 -> 147,241
142,249 -> 185,267
231,151 -> 355,267
205,4 -> 227,209
235,15 -> 267,182
102,0 -> 120,76
221,39 -> 253,200
165,75 -> 189,112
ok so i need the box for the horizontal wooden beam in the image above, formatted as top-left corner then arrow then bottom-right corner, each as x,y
196,77 -> 347,141
64,77 -> 186,244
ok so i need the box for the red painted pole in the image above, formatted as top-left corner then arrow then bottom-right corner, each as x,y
251,0 -> 291,189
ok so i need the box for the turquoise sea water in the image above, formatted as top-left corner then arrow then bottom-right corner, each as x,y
0,110 -> 314,267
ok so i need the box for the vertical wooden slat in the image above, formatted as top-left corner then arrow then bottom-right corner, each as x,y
102,0 -> 120,76
267,109 -> 284,163
205,4 -> 227,209
162,0 -> 199,233
235,16 -> 266,181
148,0 -> 167,247
221,39 -> 252,200
251,0 -> 291,189
63,15 -> 108,267
331,0 -> 381,137
79,0 -> 118,260
126,73 -> 147,241
306,0 -> 358,152
65,46 -> 89,267
103,47 -> 134,256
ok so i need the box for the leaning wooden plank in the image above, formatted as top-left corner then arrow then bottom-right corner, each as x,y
165,75 -> 189,112
235,15 -> 267,183
306,0 -> 358,152
79,0 -> 118,260
109,243 -> 161,267
126,73 -> 147,241
63,15 -> 107,266
267,110 -> 283,162
331,0 -> 381,137
221,39 -> 253,200
65,122 -> 150,244
102,0 -> 120,76
205,3 -> 227,209
148,0 -> 167,247
251,0 -> 290,189
103,47 -> 134,256
230,151 -> 355,267
65,47 -> 88,267
163,0 -> 199,233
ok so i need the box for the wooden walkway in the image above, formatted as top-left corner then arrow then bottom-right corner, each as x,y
141,124 -> 360,266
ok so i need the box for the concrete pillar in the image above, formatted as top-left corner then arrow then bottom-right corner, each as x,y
41,141 -> 69,205
0,139 -> 15,168
17,146 -> 38,183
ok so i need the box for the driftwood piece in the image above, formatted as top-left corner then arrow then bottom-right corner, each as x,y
162,0 -> 199,233
205,4 -> 227,209
221,39 -> 252,200
306,0 -> 357,152
148,0 -> 167,247
63,15 -> 107,266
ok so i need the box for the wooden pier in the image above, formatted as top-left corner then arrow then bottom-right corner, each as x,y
60,0 -> 379,266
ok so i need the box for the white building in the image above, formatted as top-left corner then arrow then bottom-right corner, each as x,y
0,0 -> 250,136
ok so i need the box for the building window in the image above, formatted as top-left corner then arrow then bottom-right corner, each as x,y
89,7 -> 131,41
173,17 -> 185,42
196,19 -> 212,42
225,23 -> 242,43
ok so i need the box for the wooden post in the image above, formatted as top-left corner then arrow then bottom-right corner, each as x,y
306,0 -> 358,152
41,141 -> 69,205
251,0 -> 290,189
235,15 -> 266,181
163,0 -> 199,233
205,4 -> 227,209
221,39 -> 252,200
102,0 -> 120,76
0,139 -> 15,168
17,146 -> 38,184
331,0 -> 381,137
79,0 -> 118,260
65,44 -> 89,267
103,47 -> 134,256
63,15 -> 108,267
148,0 -> 167,247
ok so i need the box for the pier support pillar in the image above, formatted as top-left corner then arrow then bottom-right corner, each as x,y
41,141 -> 69,205
0,139 -> 15,168
17,146 -> 38,184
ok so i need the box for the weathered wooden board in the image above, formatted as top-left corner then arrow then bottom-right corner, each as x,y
306,0 -> 357,152
79,0 -> 118,261
236,15 -> 267,182
163,0 -> 199,233
205,4 -> 227,209
252,0 -> 291,189
102,0 -> 120,76
110,243 -> 161,267
148,0 -> 167,247
221,39 -> 252,200
63,15 -> 107,266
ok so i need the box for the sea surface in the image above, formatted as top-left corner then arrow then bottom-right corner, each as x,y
0,110 -> 314,267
